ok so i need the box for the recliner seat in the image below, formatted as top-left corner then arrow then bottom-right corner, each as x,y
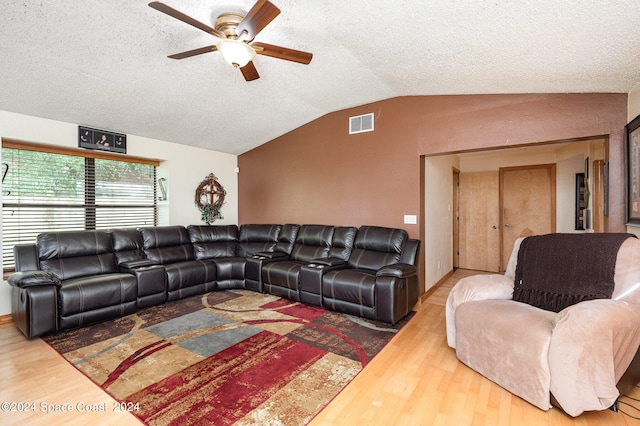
16,231 -> 138,335
261,224 -> 335,301
188,225 -> 242,290
139,226 -> 217,301
321,226 -> 419,324
111,228 -> 166,309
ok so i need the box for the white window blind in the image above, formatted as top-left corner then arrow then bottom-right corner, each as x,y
2,145 -> 157,270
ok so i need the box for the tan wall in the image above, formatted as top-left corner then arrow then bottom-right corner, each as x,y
238,102 -> 421,234
238,93 -> 628,293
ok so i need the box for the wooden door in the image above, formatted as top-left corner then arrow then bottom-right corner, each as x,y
499,164 -> 556,271
458,171 -> 500,272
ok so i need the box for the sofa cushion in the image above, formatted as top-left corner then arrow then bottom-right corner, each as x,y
328,226 -> 357,260
111,228 -> 146,264
214,257 -> 246,281
322,268 -> 376,307
38,231 -> 117,280
238,224 -> 281,257
274,224 -> 300,254
455,299 -> 555,411
263,261 -> 305,290
38,230 -> 112,259
58,273 -> 138,316
140,226 -> 194,264
348,226 -> 407,271
188,225 -> 238,260
513,233 -> 635,312
290,225 -> 334,262
164,260 -> 217,293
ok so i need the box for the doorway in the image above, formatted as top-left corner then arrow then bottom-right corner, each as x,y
455,164 -> 556,272
428,137 -> 606,290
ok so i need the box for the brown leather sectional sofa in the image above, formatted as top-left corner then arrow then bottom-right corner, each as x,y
9,224 -> 420,338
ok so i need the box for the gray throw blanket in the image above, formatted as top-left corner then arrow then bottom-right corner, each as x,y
513,233 -> 636,313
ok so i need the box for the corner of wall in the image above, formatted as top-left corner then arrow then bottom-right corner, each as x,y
629,82 -> 640,122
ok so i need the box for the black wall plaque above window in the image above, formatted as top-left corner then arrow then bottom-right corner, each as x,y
79,126 -> 127,154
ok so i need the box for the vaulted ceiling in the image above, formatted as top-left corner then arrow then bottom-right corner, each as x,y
2,1 -> 640,155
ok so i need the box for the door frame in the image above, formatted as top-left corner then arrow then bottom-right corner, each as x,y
452,167 -> 460,270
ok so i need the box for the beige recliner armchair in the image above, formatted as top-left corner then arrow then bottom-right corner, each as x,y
446,233 -> 640,416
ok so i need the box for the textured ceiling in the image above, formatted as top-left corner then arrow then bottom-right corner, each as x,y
2,1 -> 640,155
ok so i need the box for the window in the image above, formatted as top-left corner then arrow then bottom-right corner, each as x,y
2,140 -> 159,271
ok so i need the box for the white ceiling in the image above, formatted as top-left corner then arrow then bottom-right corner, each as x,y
2,1 -> 640,155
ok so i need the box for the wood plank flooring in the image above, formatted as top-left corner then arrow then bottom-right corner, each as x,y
1,269 -> 639,425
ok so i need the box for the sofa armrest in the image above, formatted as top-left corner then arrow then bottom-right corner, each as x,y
118,259 -> 158,271
445,274 -> 514,348
374,272 -> 420,324
252,251 -> 288,260
245,252 -> 288,292
8,271 -> 61,288
548,299 -> 640,416
309,257 -> 346,267
13,244 -> 39,271
376,263 -> 416,278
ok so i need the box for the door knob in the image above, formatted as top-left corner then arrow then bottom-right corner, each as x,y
505,223 -> 510,228
492,225 -> 497,229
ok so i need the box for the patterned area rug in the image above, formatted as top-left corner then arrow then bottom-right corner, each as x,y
44,290 -> 413,425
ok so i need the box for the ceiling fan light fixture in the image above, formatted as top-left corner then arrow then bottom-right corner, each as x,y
216,39 -> 256,67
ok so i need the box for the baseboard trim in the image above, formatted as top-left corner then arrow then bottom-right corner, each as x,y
0,314 -> 13,325
419,269 -> 454,304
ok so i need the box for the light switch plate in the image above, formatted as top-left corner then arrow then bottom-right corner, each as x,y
404,214 -> 417,224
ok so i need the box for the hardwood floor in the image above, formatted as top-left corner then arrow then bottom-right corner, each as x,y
1,269 -> 639,425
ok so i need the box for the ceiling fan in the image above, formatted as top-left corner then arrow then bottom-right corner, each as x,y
149,0 -> 313,82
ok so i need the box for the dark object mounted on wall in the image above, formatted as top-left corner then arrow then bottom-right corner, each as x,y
575,172 -> 586,230
79,126 -> 127,154
626,113 -> 640,226
2,162 -> 9,195
195,173 -> 226,224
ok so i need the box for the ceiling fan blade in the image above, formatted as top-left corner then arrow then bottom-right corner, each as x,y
240,61 -> 260,81
252,42 -> 313,64
168,45 -> 218,59
235,0 -> 280,40
149,2 -> 225,38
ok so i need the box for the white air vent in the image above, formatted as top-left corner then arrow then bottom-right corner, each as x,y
349,113 -> 374,134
